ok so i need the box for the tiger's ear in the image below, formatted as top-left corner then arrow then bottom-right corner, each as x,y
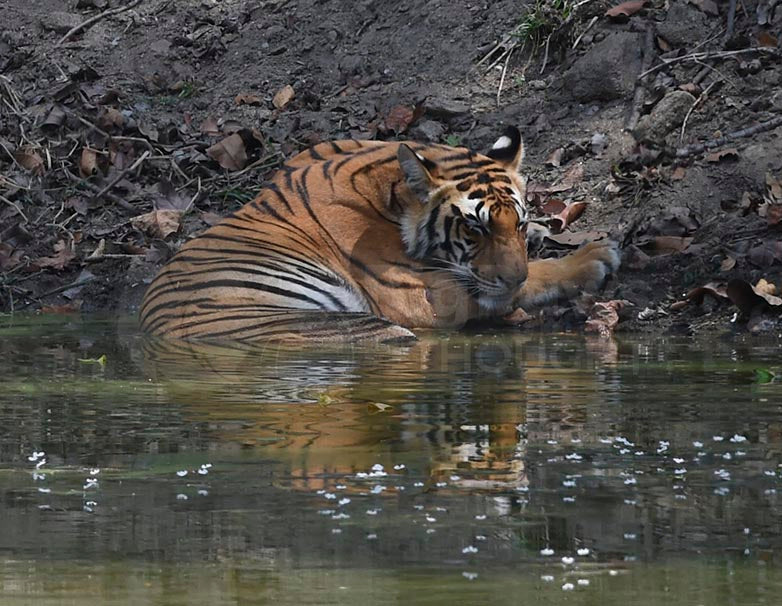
398,144 -> 436,203
486,126 -> 524,172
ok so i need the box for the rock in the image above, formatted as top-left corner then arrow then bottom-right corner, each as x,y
527,79 -> 547,91
563,32 -> 641,102
39,12 -> 81,34
409,119 -> 445,142
634,90 -> 696,142
771,90 -> 782,111
425,99 -> 470,120
657,3 -> 708,48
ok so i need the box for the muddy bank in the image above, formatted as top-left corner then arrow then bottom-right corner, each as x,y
1,0 -> 781,336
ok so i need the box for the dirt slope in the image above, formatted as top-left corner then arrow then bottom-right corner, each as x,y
1,0 -> 781,335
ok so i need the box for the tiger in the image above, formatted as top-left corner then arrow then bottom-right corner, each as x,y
139,127 -> 620,342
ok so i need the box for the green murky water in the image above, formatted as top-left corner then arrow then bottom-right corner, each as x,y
1,315 -> 782,605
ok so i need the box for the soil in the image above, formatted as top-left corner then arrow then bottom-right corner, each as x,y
1,0 -> 782,337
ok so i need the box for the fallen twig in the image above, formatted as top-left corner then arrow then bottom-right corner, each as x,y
638,47 -> 779,81
63,168 -> 135,212
0,194 -> 29,223
497,46 -> 513,107
91,150 -> 150,204
725,0 -> 738,44
674,115 -> 782,157
679,81 -> 717,144
626,24 -> 655,131
57,0 -> 144,46
21,276 -> 95,308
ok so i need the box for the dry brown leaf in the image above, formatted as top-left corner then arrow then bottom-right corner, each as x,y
706,148 -> 739,162
200,116 -> 220,137
585,300 -> 630,337
758,31 -> 778,48
36,239 -> 75,270
755,278 -> 777,297
14,146 -> 45,176
40,301 -> 82,314
97,107 -> 125,130
235,93 -> 263,106
0,242 -> 23,271
79,148 -> 98,177
605,1 -> 646,21
201,211 -> 223,226
748,241 -> 782,267
765,204 -> 782,226
639,235 -> 693,255
207,133 -> 248,171
687,0 -> 719,16
727,278 -> 782,315
545,147 -> 565,167
41,104 -> 66,130
767,173 -> 782,202
656,36 -> 672,52
272,84 -> 295,110
671,282 -> 729,311
384,101 -> 426,135
720,256 -> 736,272
545,231 -> 608,247
131,210 -> 182,239
671,166 -> 686,181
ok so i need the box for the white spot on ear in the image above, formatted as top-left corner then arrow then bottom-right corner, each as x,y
415,152 -> 426,162
492,135 -> 512,150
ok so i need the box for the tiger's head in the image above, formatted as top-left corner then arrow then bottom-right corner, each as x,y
396,127 -> 529,312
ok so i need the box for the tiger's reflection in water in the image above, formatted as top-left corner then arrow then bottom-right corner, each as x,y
141,333 -> 619,495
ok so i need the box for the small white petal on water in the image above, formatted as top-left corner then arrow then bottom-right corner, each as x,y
331,528 -> 342,534
730,434 -> 747,443
623,533 -> 637,540
197,489 -> 209,496
176,493 -> 188,500
541,575 -> 554,582
474,514 -> 487,520
338,497 -> 351,506
577,579 -> 590,586
540,547 -> 555,556
393,464 -> 406,470
37,487 -> 51,493
462,545 -> 478,554
176,470 -> 188,477
562,583 -> 575,591
577,548 -> 590,556
366,533 -> 377,540
693,441 -> 703,448
462,571 -> 478,580
561,556 -> 574,565
426,516 -> 437,523
712,436 -> 724,442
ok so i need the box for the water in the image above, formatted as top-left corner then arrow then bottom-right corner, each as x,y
1,315 -> 782,605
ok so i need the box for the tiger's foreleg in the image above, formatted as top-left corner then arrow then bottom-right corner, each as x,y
516,240 -> 620,307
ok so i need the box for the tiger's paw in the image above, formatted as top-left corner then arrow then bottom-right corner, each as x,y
566,240 -> 621,292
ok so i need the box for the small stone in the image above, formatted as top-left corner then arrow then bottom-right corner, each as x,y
39,12 -> 82,34
527,79 -> 547,91
657,3 -> 708,48
563,32 -> 641,102
634,90 -> 696,143
409,119 -> 445,142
